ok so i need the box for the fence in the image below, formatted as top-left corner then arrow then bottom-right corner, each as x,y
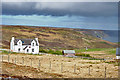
1,54 -> 116,78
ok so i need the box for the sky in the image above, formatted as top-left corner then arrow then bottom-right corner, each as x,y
1,2 -> 118,30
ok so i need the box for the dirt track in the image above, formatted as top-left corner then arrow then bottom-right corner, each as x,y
1,53 -> 119,78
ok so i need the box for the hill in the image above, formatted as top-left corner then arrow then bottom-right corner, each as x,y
1,25 -> 117,50
74,29 -> 118,42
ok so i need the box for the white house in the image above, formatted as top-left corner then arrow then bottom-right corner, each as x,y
10,37 -> 39,54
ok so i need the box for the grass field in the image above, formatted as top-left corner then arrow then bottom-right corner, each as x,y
76,48 -> 116,59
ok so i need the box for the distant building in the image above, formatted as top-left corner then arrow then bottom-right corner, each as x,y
86,47 -> 88,50
116,48 -> 120,59
62,50 -> 75,57
10,37 -> 39,54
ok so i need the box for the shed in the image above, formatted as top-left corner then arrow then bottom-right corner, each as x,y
62,50 -> 75,57
116,48 -> 120,59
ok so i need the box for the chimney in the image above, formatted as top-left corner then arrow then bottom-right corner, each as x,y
35,38 -> 39,46
12,37 -> 15,40
35,38 -> 38,41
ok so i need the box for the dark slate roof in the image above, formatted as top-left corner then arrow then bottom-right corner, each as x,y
14,39 -> 38,46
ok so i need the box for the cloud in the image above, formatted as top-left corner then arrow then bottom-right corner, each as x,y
2,2 -> 118,17
1,2 -> 118,30
2,15 -> 118,30
1,0 -> 119,2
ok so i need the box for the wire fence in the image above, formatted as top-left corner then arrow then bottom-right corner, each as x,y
0,54 -> 118,78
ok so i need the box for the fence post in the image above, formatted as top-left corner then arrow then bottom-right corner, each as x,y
22,57 -> 24,65
89,66 -> 90,75
49,61 -> 51,71
38,59 -> 41,69
15,58 -> 16,64
17,55 -> 19,63
31,58 -> 32,67
12,59 -> 14,63
8,55 -> 10,62
2,54 -> 3,62
74,64 -> 76,73
89,65 -> 92,75
61,63 -> 63,73
105,66 -> 106,78
79,67 -> 81,73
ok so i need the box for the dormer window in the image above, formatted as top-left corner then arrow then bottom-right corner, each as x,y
17,40 -> 22,45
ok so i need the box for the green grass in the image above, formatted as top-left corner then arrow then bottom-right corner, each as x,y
75,53 -> 91,57
1,50 -> 17,54
1,50 -> 42,56
100,41 -> 109,45
75,48 -> 116,53
104,61 -> 120,66
82,57 -> 103,60
1,50 -> 23,54
39,48 -> 63,55
105,48 -> 116,54
75,48 -> 109,53
39,48 -> 48,53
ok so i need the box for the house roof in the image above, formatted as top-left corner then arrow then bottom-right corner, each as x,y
14,39 -> 38,46
62,50 -> 75,54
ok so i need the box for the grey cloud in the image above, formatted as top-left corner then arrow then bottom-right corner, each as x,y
2,2 -> 118,17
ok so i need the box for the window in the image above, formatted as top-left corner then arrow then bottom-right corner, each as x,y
18,48 -> 20,51
32,48 -> 34,52
32,43 -> 34,46
27,49 -> 29,52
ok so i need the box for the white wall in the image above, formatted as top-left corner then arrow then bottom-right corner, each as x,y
13,45 -> 39,54
11,38 -> 39,54
10,37 -> 15,51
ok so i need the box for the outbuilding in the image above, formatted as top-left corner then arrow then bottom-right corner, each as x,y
62,50 -> 75,57
116,48 -> 120,59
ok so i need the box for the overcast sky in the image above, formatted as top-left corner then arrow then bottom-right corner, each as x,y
1,2 -> 118,30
